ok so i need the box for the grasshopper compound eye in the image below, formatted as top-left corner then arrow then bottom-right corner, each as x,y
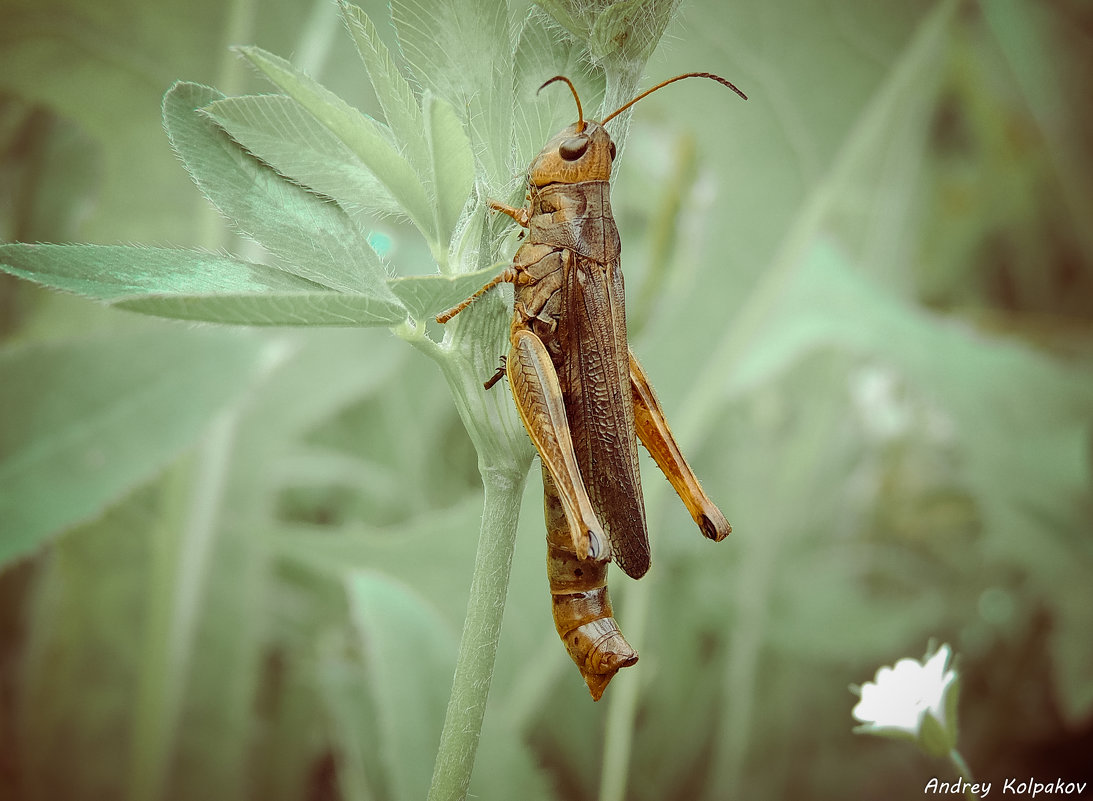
559,136 -> 590,161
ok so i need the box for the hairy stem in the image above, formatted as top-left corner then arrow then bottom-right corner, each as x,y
410,296 -> 532,801
426,466 -> 529,801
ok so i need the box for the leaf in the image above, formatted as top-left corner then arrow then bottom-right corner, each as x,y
164,81 -> 398,300
0,329 -> 272,567
201,94 -> 404,219
528,0 -> 584,41
389,0 -> 512,191
424,94 -> 475,248
338,1 -> 430,176
0,242 -> 406,325
235,47 -> 436,244
386,263 -> 504,322
115,291 -> 406,327
339,9 -> 476,253
0,242 -> 318,299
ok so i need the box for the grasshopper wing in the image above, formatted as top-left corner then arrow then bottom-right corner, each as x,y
560,252 -> 650,579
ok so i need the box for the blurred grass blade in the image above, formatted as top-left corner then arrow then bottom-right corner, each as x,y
235,47 -> 436,246
20,490 -> 166,800
978,0 -> 1093,263
0,93 -> 101,243
202,94 -> 404,219
128,412 -> 238,801
0,330 -> 273,566
676,0 -> 962,448
164,81 -> 397,299
343,571 -> 456,801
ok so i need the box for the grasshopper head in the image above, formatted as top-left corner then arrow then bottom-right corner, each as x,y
528,72 -> 746,189
528,120 -> 616,187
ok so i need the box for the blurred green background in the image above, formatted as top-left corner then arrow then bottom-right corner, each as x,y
1,0 -> 1091,799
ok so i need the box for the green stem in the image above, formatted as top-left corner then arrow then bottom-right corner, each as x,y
425,466 -> 528,801
408,294 -> 532,801
950,749 -> 979,800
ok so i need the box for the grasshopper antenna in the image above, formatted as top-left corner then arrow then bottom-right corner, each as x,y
539,75 -> 585,133
601,72 -> 747,126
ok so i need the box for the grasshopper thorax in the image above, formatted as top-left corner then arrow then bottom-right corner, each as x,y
528,120 -> 617,187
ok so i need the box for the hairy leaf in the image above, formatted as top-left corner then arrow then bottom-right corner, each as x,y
386,263 -> 505,324
202,94 -> 404,219
390,0 -> 512,192
0,243 -> 317,299
235,47 -> 436,244
115,291 -> 406,326
425,94 -> 475,249
339,1 -> 430,176
164,81 -> 396,299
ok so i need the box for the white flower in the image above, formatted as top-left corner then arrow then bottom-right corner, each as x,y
852,643 -> 960,755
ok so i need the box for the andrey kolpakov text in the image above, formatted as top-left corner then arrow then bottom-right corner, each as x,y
925,777 -> 1089,797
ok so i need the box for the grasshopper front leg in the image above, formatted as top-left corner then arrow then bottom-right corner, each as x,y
629,350 -> 732,541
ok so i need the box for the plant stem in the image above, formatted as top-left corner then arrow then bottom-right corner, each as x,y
950,749 -> 979,800
426,465 -> 528,801
413,295 -> 532,801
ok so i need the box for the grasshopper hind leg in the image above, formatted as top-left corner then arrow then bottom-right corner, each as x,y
506,328 -> 608,560
629,349 -> 732,541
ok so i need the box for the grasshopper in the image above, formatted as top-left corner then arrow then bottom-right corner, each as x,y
437,73 -> 744,700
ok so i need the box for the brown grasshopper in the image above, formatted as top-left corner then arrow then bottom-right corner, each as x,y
437,73 -> 744,700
